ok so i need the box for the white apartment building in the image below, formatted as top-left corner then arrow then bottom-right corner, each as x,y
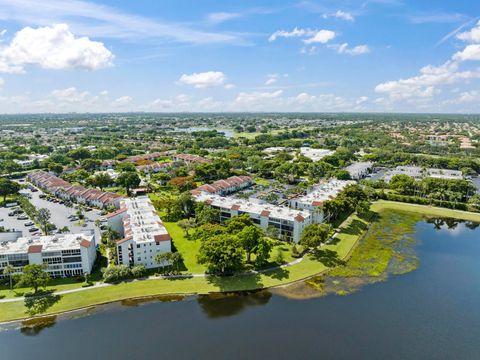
299,147 -> 334,162
345,162 -> 374,180
0,232 -> 96,278
107,196 -> 172,269
193,193 -> 312,242
384,166 -> 463,182
289,180 -> 356,221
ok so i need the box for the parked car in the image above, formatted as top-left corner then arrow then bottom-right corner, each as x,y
31,188 -> 38,192
17,215 -> 28,220
24,222 -> 34,227
29,227 -> 39,232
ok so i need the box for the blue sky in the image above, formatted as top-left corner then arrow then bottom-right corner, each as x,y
0,0 -> 479,113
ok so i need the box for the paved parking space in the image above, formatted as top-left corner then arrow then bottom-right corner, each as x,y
0,205 -> 33,236
18,187 -> 104,239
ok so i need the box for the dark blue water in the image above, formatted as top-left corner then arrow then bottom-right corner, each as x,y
0,220 -> 479,360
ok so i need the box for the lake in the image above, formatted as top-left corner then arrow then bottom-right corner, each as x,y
0,219 -> 479,359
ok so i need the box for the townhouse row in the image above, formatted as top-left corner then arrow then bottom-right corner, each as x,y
107,196 -> 172,269
27,171 -> 123,209
191,175 -> 254,196
0,232 -> 97,279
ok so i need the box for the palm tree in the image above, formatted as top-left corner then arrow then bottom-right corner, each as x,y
3,265 -> 15,292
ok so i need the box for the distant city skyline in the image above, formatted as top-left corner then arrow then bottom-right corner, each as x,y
0,0 -> 479,113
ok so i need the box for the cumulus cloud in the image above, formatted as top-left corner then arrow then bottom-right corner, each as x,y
453,44 -> 480,61
303,30 -> 336,44
375,61 -> 480,100
457,21 -> 480,43
323,10 -> 355,22
178,71 -> 226,88
375,21 -> 480,103
51,87 -> 90,103
356,96 -> 369,105
234,90 -> 283,107
332,43 -> 370,55
111,96 -> 132,107
0,24 -> 114,73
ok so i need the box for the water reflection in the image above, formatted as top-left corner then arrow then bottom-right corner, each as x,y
197,291 -> 272,319
120,294 -> 188,307
20,316 -> 57,336
426,217 -> 479,231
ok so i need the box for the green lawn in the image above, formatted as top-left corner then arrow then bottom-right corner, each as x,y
371,200 -> 480,222
163,220 -> 207,274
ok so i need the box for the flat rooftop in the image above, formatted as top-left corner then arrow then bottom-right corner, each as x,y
194,193 -> 311,222
293,180 -> 355,206
121,196 -> 170,243
0,233 -> 94,255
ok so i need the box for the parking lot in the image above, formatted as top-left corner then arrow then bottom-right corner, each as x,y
0,205 -> 33,236
0,184 -> 105,239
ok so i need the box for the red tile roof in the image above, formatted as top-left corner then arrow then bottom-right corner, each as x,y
28,245 -> 43,253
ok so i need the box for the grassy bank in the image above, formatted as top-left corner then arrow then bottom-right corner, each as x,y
371,200 -> 480,222
1,200 -> 478,323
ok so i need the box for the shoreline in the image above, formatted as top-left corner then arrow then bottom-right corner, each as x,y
1,200 -> 479,325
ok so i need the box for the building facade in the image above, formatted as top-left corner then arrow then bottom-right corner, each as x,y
0,232 -> 96,278
107,196 -> 172,269
193,193 -> 312,242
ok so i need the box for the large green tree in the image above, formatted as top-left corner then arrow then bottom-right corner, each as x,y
300,223 -> 332,249
15,264 -> 50,295
116,172 -> 141,195
197,235 -> 245,274
0,178 -> 20,202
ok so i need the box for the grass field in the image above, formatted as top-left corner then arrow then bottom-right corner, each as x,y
1,200 -> 479,323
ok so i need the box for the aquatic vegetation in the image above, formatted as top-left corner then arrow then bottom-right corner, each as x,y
275,210 -> 423,300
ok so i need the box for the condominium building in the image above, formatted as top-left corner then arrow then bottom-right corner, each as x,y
299,147 -> 334,162
193,193 -> 312,242
0,232 -> 96,278
345,162 -> 374,180
289,180 -> 355,221
191,176 -> 254,196
107,196 -> 172,269
384,166 -> 463,182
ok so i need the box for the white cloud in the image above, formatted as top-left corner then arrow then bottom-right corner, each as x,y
453,44 -> 480,61
265,74 -> 278,85
375,22 -> 480,103
0,0 -> 242,45
303,30 -> 336,44
323,10 -> 354,22
375,61 -> 480,100
51,87 -> 89,103
456,21 -> 480,43
269,27 -> 311,42
0,30 -> 6,36
332,43 -> 370,55
178,71 -> 226,88
206,12 -> 241,24
455,90 -> 480,103
224,83 -> 235,89
0,24 -> 113,73
234,90 -> 283,107
356,96 -> 369,105
111,95 -> 132,107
